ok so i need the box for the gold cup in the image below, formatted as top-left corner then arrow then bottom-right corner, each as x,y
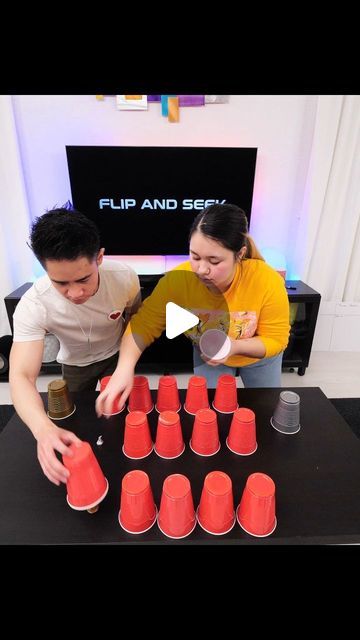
47,379 -> 76,420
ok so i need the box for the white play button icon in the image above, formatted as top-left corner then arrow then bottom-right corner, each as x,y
166,302 -> 199,339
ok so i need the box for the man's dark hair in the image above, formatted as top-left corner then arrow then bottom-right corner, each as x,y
29,206 -> 101,265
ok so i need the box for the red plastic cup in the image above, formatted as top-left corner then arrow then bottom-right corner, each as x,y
155,375 -> 181,413
128,375 -> 154,414
237,472 -> 277,537
190,408 -> 220,456
63,441 -> 109,511
119,470 -> 157,534
100,376 -> 125,415
212,374 -> 238,413
154,411 -> 185,459
184,375 -> 209,415
226,407 -> 258,455
157,474 -> 196,539
123,411 -> 153,459
197,471 -> 235,535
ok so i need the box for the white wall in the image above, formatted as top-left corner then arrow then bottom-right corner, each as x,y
12,94 -> 318,279
3,94 -> 359,351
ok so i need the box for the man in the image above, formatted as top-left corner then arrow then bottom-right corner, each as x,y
9,207 -> 141,486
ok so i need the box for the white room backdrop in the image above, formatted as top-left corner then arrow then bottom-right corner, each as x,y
0,94 -> 359,348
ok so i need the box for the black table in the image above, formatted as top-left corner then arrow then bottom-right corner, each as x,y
1,388 -> 360,545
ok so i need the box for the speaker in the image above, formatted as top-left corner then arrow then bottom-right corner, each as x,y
0,335 -> 13,376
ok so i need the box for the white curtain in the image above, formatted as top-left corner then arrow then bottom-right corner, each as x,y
0,96 -> 33,336
294,95 -> 360,302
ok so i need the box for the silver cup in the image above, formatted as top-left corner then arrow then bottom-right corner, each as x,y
270,390 -> 300,434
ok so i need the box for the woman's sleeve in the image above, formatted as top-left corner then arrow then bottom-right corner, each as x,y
256,278 -> 290,357
124,273 -> 170,347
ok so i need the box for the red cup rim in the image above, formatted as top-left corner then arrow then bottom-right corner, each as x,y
67,478 -> 109,511
122,444 -> 154,460
212,400 -> 238,414
189,439 -> 221,457
118,507 -> 157,535
226,437 -> 258,456
236,505 -> 277,537
196,506 -> 236,536
157,515 -> 196,539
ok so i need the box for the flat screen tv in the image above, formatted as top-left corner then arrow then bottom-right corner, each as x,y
66,146 -> 257,255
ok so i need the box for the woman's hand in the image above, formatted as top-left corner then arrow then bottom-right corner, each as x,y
96,368 -> 135,417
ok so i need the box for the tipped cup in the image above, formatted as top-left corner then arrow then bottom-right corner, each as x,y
99,375 -> 125,415
47,379 -> 76,420
270,390 -> 301,434
157,474 -> 196,539
123,411 -> 153,459
128,375 -> 154,414
154,411 -> 185,459
213,374 -> 238,414
237,472 -> 277,537
226,407 -> 257,455
199,329 -> 231,361
190,408 -> 220,456
184,375 -> 209,415
155,375 -> 181,413
119,470 -> 157,534
197,471 -> 235,535
63,441 -> 108,511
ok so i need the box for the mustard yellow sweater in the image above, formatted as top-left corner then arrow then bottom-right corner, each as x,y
125,259 -> 290,367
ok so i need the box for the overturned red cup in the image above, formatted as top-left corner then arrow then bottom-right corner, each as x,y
154,410 -> 185,459
128,375 -> 154,414
213,374 -> 238,413
100,376 -> 125,415
119,470 -> 157,534
157,474 -> 196,539
237,472 -> 277,537
197,471 -> 235,535
63,441 -> 109,512
123,411 -> 153,459
156,375 -> 181,413
184,375 -> 209,415
226,407 -> 257,455
190,408 -> 220,456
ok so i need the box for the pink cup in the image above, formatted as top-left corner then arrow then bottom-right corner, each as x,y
128,375 -> 154,414
190,408 -> 220,456
157,474 -> 196,539
213,374 -> 238,414
237,472 -> 277,537
184,375 -> 209,415
154,410 -> 185,459
197,471 -> 235,535
63,441 -> 109,512
199,329 -> 231,361
226,407 -> 257,455
119,470 -> 157,534
123,411 -> 153,459
100,376 -> 125,415
156,375 -> 181,413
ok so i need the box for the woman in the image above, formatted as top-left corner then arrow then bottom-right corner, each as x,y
96,204 -> 290,416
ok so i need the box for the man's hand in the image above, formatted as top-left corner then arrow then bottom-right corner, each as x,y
36,424 -> 82,486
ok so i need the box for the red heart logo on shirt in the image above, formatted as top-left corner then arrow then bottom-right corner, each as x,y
110,312 -> 121,320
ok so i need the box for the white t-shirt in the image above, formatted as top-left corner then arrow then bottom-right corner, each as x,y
13,260 -> 140,366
